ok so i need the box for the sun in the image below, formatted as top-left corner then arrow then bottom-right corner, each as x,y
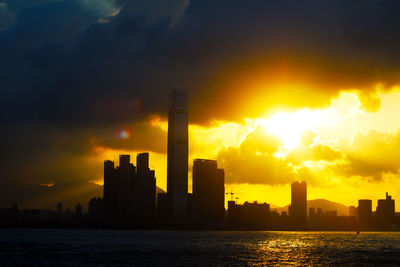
256,109 -> 323,151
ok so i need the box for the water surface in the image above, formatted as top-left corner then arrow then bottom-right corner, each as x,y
0,229 -> 399,265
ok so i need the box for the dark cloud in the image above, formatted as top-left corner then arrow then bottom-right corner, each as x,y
2,0 -> 400,126
93,118 -> 167,153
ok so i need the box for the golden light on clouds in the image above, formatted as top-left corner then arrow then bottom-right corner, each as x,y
255,110 -> 324,151
92,88 -> 400,210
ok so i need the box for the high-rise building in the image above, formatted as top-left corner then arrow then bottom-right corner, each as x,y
358,199 -> 372,227
376,192 -> 395,227
157,193 -> 172,219
118,155 -> 134,218
103,160 -> 117,221
291,181 -> 307,227
136,153 -> 156,222
137,152 -> 149,174
167,90 -> 188,217
103,153 -> 156,224
192,159 -> 225,223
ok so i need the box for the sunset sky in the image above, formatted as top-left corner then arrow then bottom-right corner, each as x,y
1,0 -> 400,211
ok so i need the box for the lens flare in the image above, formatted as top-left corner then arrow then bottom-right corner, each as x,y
117,129 -> 132,139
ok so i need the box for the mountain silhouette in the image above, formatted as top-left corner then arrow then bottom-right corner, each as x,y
271,199 -> 349,216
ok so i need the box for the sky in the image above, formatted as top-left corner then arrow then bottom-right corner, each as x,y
1,0 -> 400,211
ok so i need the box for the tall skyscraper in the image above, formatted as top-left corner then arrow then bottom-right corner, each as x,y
136,153 -> 156,222
103,160 -> 117,221
192,159 -> 225,222
137,152 -> 149,174
118,155 -> 134,218
167,90 -> 188,217
358,199 -> 372,227
291,181 -> 307,227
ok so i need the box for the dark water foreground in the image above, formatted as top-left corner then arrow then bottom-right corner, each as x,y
0,229 -> 400,266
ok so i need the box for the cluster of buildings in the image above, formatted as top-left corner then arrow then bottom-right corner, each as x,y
0,202 -> 85,228
354,193 -> 397,229
272,183 -> 399,230
100,90 -> 227,226
103,153 -> 156,225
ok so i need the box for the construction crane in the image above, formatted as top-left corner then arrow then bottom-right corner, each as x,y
226,190 -> 240,202
226,190 -> 235,201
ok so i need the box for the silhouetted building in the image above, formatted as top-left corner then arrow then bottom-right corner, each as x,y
103,155 -> 135,223
216,169 -> 225,221
227,200 -> 236,223
317,208 -> 323,216
349,205 -> 356,217
167,90 -> 189,217
75,203 -> 82,220
88,197 -> 103,222
103,153 -> 156,225
118,154 -> 134,220
103,160 -> 117,221
228,201 -> 270,228
326,210 -> 337,217
358,199 -> 372,227
376,192 -> 395,227
291,181 -> 307,227
137,152 -> 149,174
308,208 -> 357,230
157,193 -> 173,219
192,159 -> 225,223
309,207 -> 316,217
135,153 -> 156,223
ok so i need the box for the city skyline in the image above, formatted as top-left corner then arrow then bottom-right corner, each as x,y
2,0 -> 400,213
5,88 -> 393,230
3,89 -> 400,210
49,90 -> 398,231
2,171 -> 398,230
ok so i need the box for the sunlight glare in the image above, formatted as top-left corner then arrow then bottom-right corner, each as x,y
256,110 -> 323,151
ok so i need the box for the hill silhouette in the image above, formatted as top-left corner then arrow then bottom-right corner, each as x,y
271,199 -> 349,216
